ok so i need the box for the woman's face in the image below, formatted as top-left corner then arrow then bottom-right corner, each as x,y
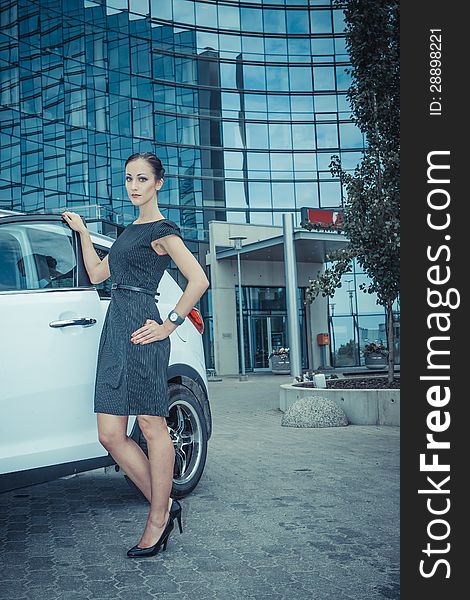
125,158 -> 163,207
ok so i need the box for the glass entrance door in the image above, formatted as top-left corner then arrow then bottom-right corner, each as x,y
252,316 -> 270,369
270,315 -> 288,352
250,315 -> 288,370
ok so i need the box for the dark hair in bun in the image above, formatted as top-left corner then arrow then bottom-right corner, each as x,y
125,152 -> 165,180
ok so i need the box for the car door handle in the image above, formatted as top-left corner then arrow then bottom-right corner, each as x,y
49,318 -> 98,328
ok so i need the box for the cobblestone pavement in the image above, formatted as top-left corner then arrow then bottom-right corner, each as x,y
0,374 -> 400,600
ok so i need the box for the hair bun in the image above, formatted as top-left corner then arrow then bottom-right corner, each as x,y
125,152 -> 165,179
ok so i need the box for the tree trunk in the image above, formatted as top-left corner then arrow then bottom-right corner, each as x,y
386,301 -> 395,385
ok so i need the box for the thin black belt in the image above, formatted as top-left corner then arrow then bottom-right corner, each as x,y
111,283 -> 160,298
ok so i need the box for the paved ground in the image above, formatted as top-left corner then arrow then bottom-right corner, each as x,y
0,373 -> 400,600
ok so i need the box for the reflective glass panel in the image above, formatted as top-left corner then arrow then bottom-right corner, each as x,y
295,181 -> 319,206
264,37 -> 287,56
266,66 -> 289,91
313,66 -> 335,90
311,38 -> 334,55
244,65 -> 266,91
292,124 -> 316,150
269,123 -> 292,149
225,180 -> 247,207
310,9 -> 332,34
339,123 -> 364,148
248,182 -> 272,207
173,0 -> 195,25
196,2 -> 217,27
319,181 -> 342,206
316,124 -> 338,148
245,94 -> 267,113
272,182 -> 295,208
330,316 -> 358,367
246,122 -> 269,149
355,275 -> 382,313
240,8 -> 263,32
289,67 -> 313,92
339,151 -> 364,170
336,66 -> 352,90
223,121 -> 243,148
286,11 -> 309,34
247,152 -> 270,175
263,10 -> 286,34
314,94 -> 337,112
358,314 -> 387,357
219,4 -> 240,30
270,152 -> 293,172
333,9 -> 347,33
267,94 -> 290,114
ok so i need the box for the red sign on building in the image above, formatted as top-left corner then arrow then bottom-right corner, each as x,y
301,208 -> 344,230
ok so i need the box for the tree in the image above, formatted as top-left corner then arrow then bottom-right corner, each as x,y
305,0 -> 400,384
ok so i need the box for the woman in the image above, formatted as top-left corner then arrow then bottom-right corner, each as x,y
62,152 -> 209,557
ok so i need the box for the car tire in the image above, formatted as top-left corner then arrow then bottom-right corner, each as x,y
124,382 -> 208,500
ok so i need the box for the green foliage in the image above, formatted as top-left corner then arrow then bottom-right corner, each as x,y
305,246 -> 355,304
338,339 -> 356,357
341,0 -> 399,152
364,342 -> 387,355
306,0 -> 400,382
335,339 -> 358,367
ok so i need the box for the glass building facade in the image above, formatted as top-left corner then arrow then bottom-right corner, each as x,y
327,259 -> 400,368
0,0 -> 397,370
0,0 -> 362,223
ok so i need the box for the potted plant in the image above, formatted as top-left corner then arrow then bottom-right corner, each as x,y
269,347 -> 290,374
363,342 -> 388,369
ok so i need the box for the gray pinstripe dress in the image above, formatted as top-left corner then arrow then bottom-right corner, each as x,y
93,218 -> 182,417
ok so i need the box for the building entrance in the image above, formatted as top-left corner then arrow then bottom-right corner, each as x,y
235,286 -> 308,373
250,315 -> 288,371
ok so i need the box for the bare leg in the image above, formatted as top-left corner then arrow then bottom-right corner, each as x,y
97,413 -> 173,512
135,414 -> 175,548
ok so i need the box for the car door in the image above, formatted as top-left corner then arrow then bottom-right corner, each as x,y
0,215 -> 109,486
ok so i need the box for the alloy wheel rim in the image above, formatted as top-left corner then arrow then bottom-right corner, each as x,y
167,399 -> 203,485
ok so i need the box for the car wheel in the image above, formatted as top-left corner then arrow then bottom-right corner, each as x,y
124,382 -> 208,500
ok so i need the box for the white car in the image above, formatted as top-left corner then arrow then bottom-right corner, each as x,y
0,210 -> 212,497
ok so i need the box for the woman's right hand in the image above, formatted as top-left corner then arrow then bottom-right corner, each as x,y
61,211 -> 87,234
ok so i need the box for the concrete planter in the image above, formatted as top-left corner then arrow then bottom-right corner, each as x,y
279,382 -> 399,426
365,352 -> 388,370
270,354 -> 290,374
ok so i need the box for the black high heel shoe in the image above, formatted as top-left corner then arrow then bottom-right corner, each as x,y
127,515 -> 174,558
169,498 -> 183,534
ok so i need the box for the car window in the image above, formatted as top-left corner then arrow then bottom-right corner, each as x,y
0,221 -> 76,291
94,245 -> 112,299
